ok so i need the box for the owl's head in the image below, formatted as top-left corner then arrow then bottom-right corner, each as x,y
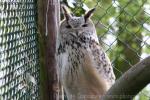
60,6 -> 96,38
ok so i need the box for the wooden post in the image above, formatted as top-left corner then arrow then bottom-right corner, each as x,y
45,0 -> 60,99
38,0 -> 60,100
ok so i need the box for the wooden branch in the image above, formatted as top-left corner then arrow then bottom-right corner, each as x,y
102,56 -> 150,100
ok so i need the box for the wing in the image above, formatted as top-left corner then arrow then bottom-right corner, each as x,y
88,40 -> 116,88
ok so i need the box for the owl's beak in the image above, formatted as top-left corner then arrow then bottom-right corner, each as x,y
76,31 -> 79,37
70,31 -> 80,38
76,31 -> 82,37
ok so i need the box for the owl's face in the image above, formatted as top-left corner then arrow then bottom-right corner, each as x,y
67,16 -> 85,29
60,6 -> 96,40
60,16 -> 96,37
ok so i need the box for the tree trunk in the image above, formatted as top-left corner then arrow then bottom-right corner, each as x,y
38,0 -> 60,100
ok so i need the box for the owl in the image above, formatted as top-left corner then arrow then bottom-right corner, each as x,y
57,6 -> 116,100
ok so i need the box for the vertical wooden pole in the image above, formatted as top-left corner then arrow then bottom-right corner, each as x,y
38,0 -> 60,100
45,0 -> 60,99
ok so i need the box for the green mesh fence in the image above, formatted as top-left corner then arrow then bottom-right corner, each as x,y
0,0 -> 40,100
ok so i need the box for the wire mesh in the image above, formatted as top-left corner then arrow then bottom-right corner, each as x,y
62,0 -> 150,99
0,0 -> 40,100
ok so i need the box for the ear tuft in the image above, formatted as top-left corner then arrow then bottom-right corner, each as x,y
84,8 -> 96,22
61,5 -> 72,21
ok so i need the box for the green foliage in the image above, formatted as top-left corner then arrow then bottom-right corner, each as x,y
63,0 -> 86,16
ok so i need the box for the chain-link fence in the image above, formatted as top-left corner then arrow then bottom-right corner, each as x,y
0,0 -> 40,100
63,0 -> 150,99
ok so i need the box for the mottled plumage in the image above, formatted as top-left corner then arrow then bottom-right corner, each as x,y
57,6 -> 115,100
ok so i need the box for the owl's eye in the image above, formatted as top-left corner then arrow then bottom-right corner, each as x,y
82,24 -> 88,27
66,25 -> 72,28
